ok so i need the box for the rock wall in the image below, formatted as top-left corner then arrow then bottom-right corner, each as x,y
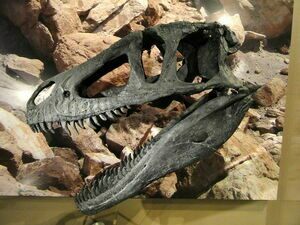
0,0 -> 291,198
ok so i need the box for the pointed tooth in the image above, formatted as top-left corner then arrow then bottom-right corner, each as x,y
85,118 -> 97,130
61,121 -> 71,135
94,184 -> 100,195
80,189 -> 86,201
35,124 -> 41,133
120,107 -> 128,114
72,121 -> 79,134
97,178 -> 104,188
116,167 -> 121,175
31,126 -> 36,132
102,174 -> 108,185
117,167 -> 124,179
126,105 -> 131,109
61,121 -> 66,129
91,116 -> 101,126
120,167 -> 126,176
46,122 -> 55,134
130,153 -> 134,161
30,125 -> 36,132
78,190 -> 83,202
40,122 -> 47,132
78,119 -> 85,129
76,192 -> 82,203
113,109 -> 122,116
75,121 -> 81,129
46,122 -> 52,129
111,167 -> 116,176
106,111 -> 116,121
107,175 -> 113,184
99,114 -> 107,121
82,187 -> 89,201
74,194 -> 80,204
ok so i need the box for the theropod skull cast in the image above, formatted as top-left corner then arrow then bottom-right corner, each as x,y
26,22 -> 256,215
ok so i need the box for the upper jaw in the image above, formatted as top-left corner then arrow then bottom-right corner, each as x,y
26,21 -> 242,130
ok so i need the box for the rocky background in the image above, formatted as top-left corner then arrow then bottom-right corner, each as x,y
0,0 -> 293,199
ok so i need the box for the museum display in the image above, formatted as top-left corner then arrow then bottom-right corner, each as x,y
0,0 -> 293,217
27,21 -> 256,214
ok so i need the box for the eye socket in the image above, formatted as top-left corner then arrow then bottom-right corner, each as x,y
34,82 -> 56,105
63,90 -> 70,98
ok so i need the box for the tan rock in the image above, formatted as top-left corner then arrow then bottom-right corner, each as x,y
4,54 -> 44,84
52,147 -> 78,166
0,0 -> 54,58
245,31 -> 266,41
106,115 -> 154,154
93,0 -> 148,34
143,0 -> 164,27
206,153 -> 279,200
86,63 -> 130,97
17,156 -> 83,196
261,133 -> 282,165
227,13 -> 245,45
158,1 -> 204,24
0,131 -> 23,176
0,165 -> 61,196
142,46 -> 163,77
82,152 -> 120,176
69,126 -> 113,156
238,116 -> 250,131
280,67 -> 289,75
220,0 -> 293,38
246,108 -> 262,123
139,101 -> 186,127
284,58 -> 290,64
0,0 -> 85,58
42,0 -> 82,41
276,116 -> 285,131
75,0 -> 101,15
53,32 -> 119,72
116,17 -> 146,36
0,0 -> 43,28
165,100 -> 186,117
157,0 -> 171,11
0,108 -> 54,161
266,108 -> 285,118
262,140 -> 281,165
83,0 -> 128,32
176,152 -> 226,198
279,45 -> 290,55
22,22 -> 55,58
120,146 -> 134,160
145,173 -> 177,198
177,129 -> 279,199
253,78 -> 286,107
254,118 -> 276,134
205,129 -> 279,200
207,12 -> 245,44
159,172 -> 178,198
0,102 -> 26,122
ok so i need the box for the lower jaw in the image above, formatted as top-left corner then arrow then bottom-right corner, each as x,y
75,91 -> 253,215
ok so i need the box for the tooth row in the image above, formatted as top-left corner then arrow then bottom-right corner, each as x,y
79,141 -> 151,201
31,122 -> 55,134
30,105 -> 131,134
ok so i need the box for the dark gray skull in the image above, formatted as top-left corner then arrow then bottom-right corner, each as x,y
26,22 -> 256,215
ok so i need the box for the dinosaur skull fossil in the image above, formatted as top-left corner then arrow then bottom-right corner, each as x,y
26,22 -> 256,215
